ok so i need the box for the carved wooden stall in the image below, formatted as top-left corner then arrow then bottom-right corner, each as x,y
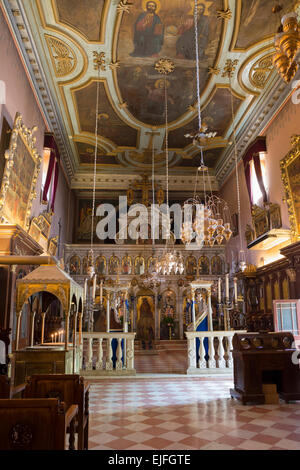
230,332 -> 300,405
12,265 -> 84,385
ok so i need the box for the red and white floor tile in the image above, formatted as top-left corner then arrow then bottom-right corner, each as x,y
88,377 -> 300,450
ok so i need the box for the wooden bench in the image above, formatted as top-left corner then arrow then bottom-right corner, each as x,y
0,375 -> 26,399
24,374 -> 90,450
0,398 -> 78,450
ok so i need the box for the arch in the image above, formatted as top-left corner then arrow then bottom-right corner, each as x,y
17,291 -> 63,346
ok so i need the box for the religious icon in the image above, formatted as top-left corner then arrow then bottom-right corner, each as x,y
183,296 -> 193,325
161,292 -> 176,318
127,188 -> 134,206
176,1 -> 210,60
82,257 -> 88,275
130,0 -> 164,58
122,255 -> 132,274
77,206 -> 93,240
199,256 -> 210,275
157,188 -> 164,205
135,256 -> 145,275
96,256 -> 106,275
186,255 -> 197,276
69,255 -> 81,275
211,255 -> 223,275
137,296 -> 155,349
147,256 -> 157,274
109,256 -> 120,275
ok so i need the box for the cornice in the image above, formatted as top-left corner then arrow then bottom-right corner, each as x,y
216,69 -> 299,185
2,0 -> 75,180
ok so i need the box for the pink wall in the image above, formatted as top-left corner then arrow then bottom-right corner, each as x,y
0,7 -> 74,246
220,93 -> 300,268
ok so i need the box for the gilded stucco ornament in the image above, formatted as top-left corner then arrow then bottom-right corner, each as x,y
45,35 -> 77,77
280,135 -> 300,240
0,113 -> 41,231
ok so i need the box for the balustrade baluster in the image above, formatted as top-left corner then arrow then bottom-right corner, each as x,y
227,335 -> 233,368
198,336 -> 207,369
126,338 -> 134,371
95,338 -> 103,370
86,337 -> 93,371
105,337 -> 113,371
207,336 -> 215,369
187,337 -> 197,373
116,338 -> 123,370
217,336 -> 226,368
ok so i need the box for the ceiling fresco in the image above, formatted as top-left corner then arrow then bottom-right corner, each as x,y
5,0 -> 299,188
73,81 -> 139,148
54,0 -> 107,42
116,0 -> 223,126
233,0 -> 295,50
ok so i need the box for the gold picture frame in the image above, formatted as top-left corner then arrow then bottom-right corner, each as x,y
0,113 -> 41,231
280,135 -> 300,240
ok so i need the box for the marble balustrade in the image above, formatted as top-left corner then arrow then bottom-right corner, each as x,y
81,332 -> 136,376
185,331 -> 246,375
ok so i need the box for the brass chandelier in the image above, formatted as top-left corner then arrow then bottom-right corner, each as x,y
181,0 -> 232,248
273,6 -> 300,83
153,58 -> 185,276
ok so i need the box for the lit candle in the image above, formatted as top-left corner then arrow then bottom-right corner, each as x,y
51,333 -> 54,343
54,333 -> 57,343
218,278 -> 222,304
93,275 -> 97,300
225,274 -> 229,302
84,279 -> 87,302
234,277 -> 238,304
100,280 -> 103,304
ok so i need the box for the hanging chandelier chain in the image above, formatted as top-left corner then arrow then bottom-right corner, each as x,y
229,75 -> 243,252
152,135 -> 155,246
164,75 -> 169,213
90,67 -> 101,257
194,0 -> 202,132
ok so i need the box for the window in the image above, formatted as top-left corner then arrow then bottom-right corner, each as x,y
250,153 -> 268,205
274,300 -> 300,340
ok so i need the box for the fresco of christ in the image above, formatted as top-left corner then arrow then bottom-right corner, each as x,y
130,1 -> 164,57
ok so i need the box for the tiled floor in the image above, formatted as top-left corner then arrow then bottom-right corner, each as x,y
88,377 -> 300,450
135,350 -> 187,374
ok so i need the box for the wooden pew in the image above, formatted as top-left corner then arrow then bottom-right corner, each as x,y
0,398 -> 78,450
24,374 -> 90,450
0,375 -> 26,398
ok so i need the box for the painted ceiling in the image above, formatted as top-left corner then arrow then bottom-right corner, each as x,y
3,0 -> 299,190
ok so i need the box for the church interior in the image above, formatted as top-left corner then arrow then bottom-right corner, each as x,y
1,0 -> 300,452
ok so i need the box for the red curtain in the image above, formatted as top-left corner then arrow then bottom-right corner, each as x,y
244,161 -> 252,206
253,153 -> 268,203
242,137 -> 267,207
42,151 -> 55,204
50,159 -> 59,212
42,134 -> 60,211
